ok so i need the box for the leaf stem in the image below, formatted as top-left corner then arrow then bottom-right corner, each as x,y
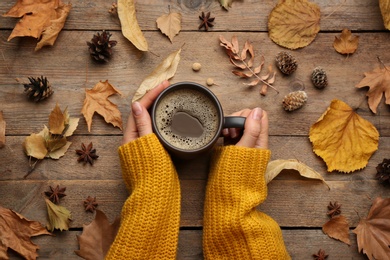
241,59 -> 279,94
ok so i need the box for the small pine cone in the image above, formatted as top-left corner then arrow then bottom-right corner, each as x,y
87,30 -> 117,62
311,67 -> 328,89
282,91 -> 308,111
275,51 -> 298,75
24,76 -> 53,102
376,158 -> 390,185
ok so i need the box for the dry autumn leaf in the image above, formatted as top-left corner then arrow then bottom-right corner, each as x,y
380,0 -> 390,30
353,197 -> 390,260
132,48 -> 181,102
309,99 -> 379,173
268,0 -> 321,49
75,210 -> 120,259
118,0 -> 148,51
265,159 -> 330,189
322,215 -> 351,245
355,61 -> 390,114
45,198 -> 72,232
3,0 -> 71,51
219,0 -> 234,10
333,29 -> 359,55
0,206 -> 52,260
156,12 -> 182,42
81,80 -> 123,132
0,111 -> 5,148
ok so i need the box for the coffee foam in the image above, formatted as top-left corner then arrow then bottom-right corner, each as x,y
155,88 -> 220,150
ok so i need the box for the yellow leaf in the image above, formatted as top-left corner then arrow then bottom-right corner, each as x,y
156,12 -> 182,42
117,0 -> 148,51
268,0 -> 320,49
219,0 -> 234,10
49,103 -> 66,135
23,134 -> 48,159
265,159 -> 330,189
380,0 -> 390,30
45,198 -> 72,232
309,99 -> 379,173
81,80 -> 123,132
132,48 -> 181,102
333,28 -> 359,55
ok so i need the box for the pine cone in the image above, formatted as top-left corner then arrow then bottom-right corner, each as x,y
24,76 -> 53,102
275,51 -> 298,75
376,158 -> 390,185
87,30 -> 117,62
282,91 -> 308,111
311,67 -> 328,89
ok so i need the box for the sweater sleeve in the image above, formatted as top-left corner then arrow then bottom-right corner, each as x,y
203,146 -> 290,260
105,134 -> 180,260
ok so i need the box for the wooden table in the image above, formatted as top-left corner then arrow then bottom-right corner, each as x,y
1,0 -> 389,259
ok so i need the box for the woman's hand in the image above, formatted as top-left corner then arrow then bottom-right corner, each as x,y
123,80 -> 170,144
222,108 -> 268,149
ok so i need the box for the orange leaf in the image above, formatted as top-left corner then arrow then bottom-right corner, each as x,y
309,99 -> 379,173
0,111 -> 5,148
0,206 -> 52,259
333,28 -> 359,55
356,64 -> 390,114
75,210 -> 120,259
81,80 -> 123,132
322,215 -> 351,245
353,197 -> 390,260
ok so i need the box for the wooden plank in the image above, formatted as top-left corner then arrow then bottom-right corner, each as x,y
0,0 -> 385,32
1,31 -> 389,136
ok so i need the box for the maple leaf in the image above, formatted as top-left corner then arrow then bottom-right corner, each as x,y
81,80 -> 123,132
268,0 -> 321,49
0,206 -> 52,260
333,28 -> 359,55
322,215 -> 351,245
0,111 -> 6,148
45,198 -> 72,232
3,0 -> 71,51
356,62 -> 390,114
309,99 -> 379,173
156,12 -> 182,42
380,0 -> 390,30
353,197 -> 390,260
75,210 -> 120,259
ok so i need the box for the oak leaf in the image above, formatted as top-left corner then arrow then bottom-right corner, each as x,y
118,0 -> 148,51
268,0 -> 321,49
322,215 -> 351,245
309,99 -> 379,173
75,210 -> 120,259
156,12 -> 181,42
45,198 -> 72,232
333,29 -> 359,55
380,0 -> 390,30
265,159 -> 330,189
81,80 -> 123,132
3,0 -> 71,51
353,197 -> 390,260
355,63 -> 390,114
0,111 -> 6,148
132,48 -> 181,102
0,206 -> 51,260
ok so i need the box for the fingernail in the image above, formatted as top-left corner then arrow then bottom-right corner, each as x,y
132,102 -> 142,116
222,128 -> 229,136
252,108 -> 263,120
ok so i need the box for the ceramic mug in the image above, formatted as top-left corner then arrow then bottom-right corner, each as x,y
151,82 -> 245,158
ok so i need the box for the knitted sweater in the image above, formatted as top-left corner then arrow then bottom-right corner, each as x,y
106,134 -> 290,260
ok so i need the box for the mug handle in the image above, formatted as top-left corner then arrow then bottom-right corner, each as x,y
223,116 -> 246,128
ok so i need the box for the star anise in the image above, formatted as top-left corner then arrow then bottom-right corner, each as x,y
76,142 -> 99,165
199,12 -> 215,31
84,196 -> 98,213
327,201 -> 341,218
312,249 -> 328,260
44,185 -> 66,204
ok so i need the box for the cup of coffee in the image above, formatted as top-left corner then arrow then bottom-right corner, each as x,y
151,82 -> 245,159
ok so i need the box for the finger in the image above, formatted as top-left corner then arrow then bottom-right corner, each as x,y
255,110 -> 268,149
131,101 -> 153,138
236,108 -> 263,148
138,80 -> 170,109
227,109 -> 251,138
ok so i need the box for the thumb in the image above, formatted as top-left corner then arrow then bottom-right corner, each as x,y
132,102 -> 153,137
236,108 -> 263,148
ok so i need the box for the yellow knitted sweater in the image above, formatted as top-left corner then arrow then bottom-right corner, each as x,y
106,134 -> 290,260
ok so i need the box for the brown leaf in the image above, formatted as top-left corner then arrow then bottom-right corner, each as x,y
0,206 -> 51,260
49,103 -> 66,135
75,210 -> 120,260
81,80 -> 123,132
322,215 -> 351,245
355,63 -> 390,114
156,12 -> 182,42
333,29 -> 359,55
0,111 -> 5,148
353,197 -> 390,260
